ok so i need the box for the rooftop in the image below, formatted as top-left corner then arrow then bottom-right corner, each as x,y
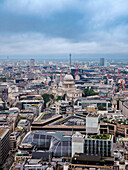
87,113 -> 99,117
0,129 -> 6,136
0,129 -> 9,138
87,134 -> 112,140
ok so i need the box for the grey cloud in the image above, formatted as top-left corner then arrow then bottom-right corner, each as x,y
0,33 -> 128,55
0,0 -> 128,55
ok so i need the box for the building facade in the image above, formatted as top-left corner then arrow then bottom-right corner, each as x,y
72,132 -> 84,157
100,58 -> 104,66
84,135 -> 113,157
86,114 -> 99,134
0,129 -> 10,165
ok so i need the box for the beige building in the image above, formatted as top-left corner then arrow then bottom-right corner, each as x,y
52,69 -> 82,101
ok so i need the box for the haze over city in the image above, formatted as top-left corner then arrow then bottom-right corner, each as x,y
0,0 -> 128,60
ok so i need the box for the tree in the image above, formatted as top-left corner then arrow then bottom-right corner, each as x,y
42,93 -> 55,108
116,83 -> 121,92
42,94 -> 50,108
50,94 -> 54,99
56,96 -> 62,101
82,88 -> 99,97
98,104 -> 106,110
62,94 -> 66,100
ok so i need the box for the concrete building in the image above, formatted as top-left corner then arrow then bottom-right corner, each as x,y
116,123 -> 128,138
86,114 -> 99,134
121,102 -> 128,116
55,100 -> 72,114
10,131 -> 22,152
72,132 -> 113,158
0,129 -> 10,165
77,98 -> 110,110
72,132 -> 84,157
84,134 -> 113,157
71,153 -> 114,169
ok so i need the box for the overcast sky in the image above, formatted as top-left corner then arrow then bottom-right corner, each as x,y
0,0 -> 128,58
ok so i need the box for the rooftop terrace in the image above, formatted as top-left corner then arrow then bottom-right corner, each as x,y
87,134 -> 112,140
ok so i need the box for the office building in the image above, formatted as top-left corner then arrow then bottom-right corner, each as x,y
100,58 -> 104,66
0,129 -> 10,164
86,114 -> 99,134
21,131 -> 72,157
72,132 -> 84,157
84,134 -> 113,157
72,132 -> 113,158
71,153 -> 114,169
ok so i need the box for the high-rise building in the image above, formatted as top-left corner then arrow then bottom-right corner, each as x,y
0,129 -> 10,165
30,59 -> 35,67
100,58 -> 104,66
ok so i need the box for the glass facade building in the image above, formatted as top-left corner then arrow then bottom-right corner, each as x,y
22,131 -> 71,157
22,132 -> 113,158
84,136 -> 113,157
100,58 -> 104,66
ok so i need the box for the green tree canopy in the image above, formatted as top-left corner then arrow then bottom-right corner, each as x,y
82,88 -> 99,97
42,93 -> 54,108
98,104 -> 106,110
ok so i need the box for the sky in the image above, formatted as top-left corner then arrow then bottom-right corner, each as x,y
0,0 -> 128,60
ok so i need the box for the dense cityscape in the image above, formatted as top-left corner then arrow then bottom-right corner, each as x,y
1,0 -> 128,169
0,57 -> 127,169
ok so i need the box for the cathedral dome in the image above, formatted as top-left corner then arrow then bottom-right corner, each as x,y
63,68 -> 74,81
62,68 -> 75,91
64,74 -> 74,81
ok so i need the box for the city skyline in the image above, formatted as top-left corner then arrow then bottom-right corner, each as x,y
0,0 -> 128,58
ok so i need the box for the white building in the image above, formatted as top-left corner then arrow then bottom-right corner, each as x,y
72,132 -> 84,157
86,114 -> 99,134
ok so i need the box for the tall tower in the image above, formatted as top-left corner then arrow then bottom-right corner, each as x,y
69,53 -> 71,66
100,58 -> 104,66
30,59 -> 35,67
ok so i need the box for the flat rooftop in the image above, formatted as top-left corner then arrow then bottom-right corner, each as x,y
32,114 -> 62,125
31,125 -> 86,132
86,134 -> 112,140
0,129 -> 6,136
52,115 -> 86,126
0,129 -> 9,138
80,100 -> 109,103
87,114 -> 99,117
